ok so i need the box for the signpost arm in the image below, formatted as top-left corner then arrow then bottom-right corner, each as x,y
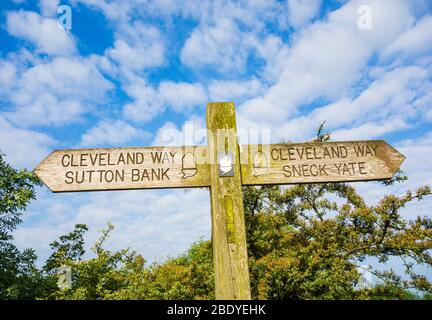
206,102 -> 251,300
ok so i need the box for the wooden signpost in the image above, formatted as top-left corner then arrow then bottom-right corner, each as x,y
35,146 -> 210,192
35,102 -> 406,300
240,141 -> 405,185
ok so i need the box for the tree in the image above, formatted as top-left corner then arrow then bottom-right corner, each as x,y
244,182 -> 431,299
43,223 -> 132,299
44,224 -> 89,273
0,152 -> 44,299
44,223 -> 215,300
243,127 -> 432,299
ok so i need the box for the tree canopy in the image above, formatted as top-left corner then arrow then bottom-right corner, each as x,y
0,152 -> 45,299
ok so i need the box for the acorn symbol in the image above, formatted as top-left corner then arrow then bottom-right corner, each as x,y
181,152 -> 197,179
252,150 -> 269,176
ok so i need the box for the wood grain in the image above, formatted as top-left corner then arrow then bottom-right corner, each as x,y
35,146 -> 210,192
207,102 -> 251,300
240,140 -> 405,185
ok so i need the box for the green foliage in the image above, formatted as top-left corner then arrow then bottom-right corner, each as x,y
0,243 -> 48,299
0,152 -> 41,242
244,183 -> 432,299
43,225 -> 214,300
44,224 -> 88,273
44,223 -> 134,299
0,153 -> 44,299
359,283 -> 423,300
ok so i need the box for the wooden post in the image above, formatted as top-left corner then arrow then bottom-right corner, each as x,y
206,102 -> 251,300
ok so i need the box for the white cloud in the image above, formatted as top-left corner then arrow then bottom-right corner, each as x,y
427,109 -> 432,122
0,61 -> 17,95
6,10 -> 76,56
311,66 -> 428,128
106,22 -> 165,72
122,79 -> 164,123
3,56 -> 113,127
0,115 -> 54,169
14,187 -> 211,265
123,80 -> 208,122
240,22 -> 371,124
331,118 -> 410,140
383,15 -> 432,58
75,0 -> 282,29
153,116 -> 206,147
103,22 -> 169,122
152,121 -> 179,146
238,0 -> 418,132
77,189 -> 211,260
39,0 -> 60,16
158,81 -> 207,113
272,65 -> 429,141
252,35 -> 290,82
399,131 -> 432,147
287,0 -> 322,28
75,0 -> 134,22
329,0 -> 414,50
208,78 -> 264,102
80,120 -> 150,147
180,17 -> 256,73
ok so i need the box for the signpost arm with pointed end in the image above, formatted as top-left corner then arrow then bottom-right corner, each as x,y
240,141 -> 406,185
206,102 -> 251,300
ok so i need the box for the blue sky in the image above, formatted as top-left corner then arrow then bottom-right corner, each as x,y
0,0 -> 431,276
